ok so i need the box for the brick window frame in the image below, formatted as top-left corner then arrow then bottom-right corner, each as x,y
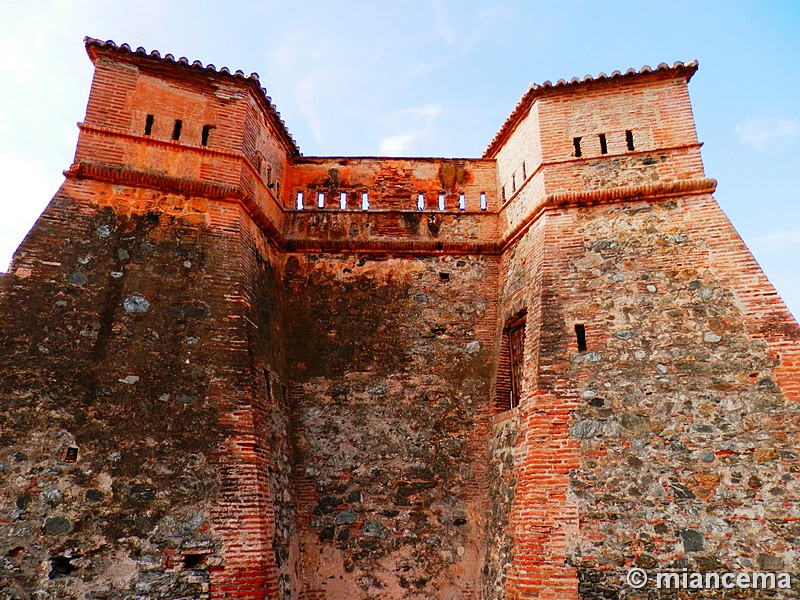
494,311 -> 527,412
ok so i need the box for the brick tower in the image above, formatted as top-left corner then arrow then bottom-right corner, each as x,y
0,38 -> 797,599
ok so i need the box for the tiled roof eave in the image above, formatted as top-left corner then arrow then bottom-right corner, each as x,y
483,60 -> 699,159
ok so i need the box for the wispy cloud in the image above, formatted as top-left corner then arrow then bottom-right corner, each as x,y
735,117 -> 800,150
378,105 -> 442,155
747,229 -> 800,255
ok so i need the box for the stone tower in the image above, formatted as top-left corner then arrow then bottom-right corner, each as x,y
0,38 -> 797,599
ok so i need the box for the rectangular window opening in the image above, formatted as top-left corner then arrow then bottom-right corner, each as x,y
144,114 -> 154,136
201,124 -> 213,146
172,119 -> 183,141
438,193 -> 445,211
63,447 -> 79,463
511,173 -> 516,192
626,129 -> 635,151
599,133 -> 608,155
317,192 -> 325,208
573,136 -> 582,157
522,161 -> 526,179
575,324 -> 587,353
296,191 -> 304,210
480,192 -> 487,211
458,193 -> 466,210
361,192 -> 369,211
507,316 -> 527,410
340,192 -> 347,210
417,193 -> 425,211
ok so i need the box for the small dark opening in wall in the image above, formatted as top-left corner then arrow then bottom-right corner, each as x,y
522,161 -> 526,179
439,272 -> 450,281
507,317 -> 526,409
144,114 -> 154,136
183,553 -> 205,569
201,124 -> 212,146
494,311 -> 528,412
63,447 -> 78,463
599,133 -> 608,155
511,173 -> 516,192
49,555 -> 76,579
573,137 -> 582,157
172,119 -> 183,141
263,368 -> 272,401
575,324 -> 587,352
626,129 -> 635,151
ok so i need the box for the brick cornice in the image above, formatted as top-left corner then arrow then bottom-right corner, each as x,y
500,177 -> 717,250
283,238 -> 499,255
64,161 -> 285,249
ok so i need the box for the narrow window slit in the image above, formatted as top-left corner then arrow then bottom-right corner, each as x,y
438,194 -> 445,211
573,136 -> 582,157
361,192 -> 369,211
144,114 -> 154,136
511,173 -> 516,192
172,119 -> 183,141
599,133 -> 608,155
296,192 -> 304,210
458,193 -> 466,210
522,161 -> 526,179
507,315 -> 527,410
340,192 -> 347,210
201,125 -> 212,146
626,130 -> 635,151
575,324 -> 587,353
183,554 -> 205,570
63,447 -> 78,463
417,193 -> 425,211
480,192 -> 487,211
317,192 -> 325,208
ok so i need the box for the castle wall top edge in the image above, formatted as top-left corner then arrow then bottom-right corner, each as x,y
293,156 -> 496,163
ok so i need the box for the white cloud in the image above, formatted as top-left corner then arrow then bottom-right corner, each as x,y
378,105 -> 442,156
747,229 -> 800,255
735,117 -> 800,150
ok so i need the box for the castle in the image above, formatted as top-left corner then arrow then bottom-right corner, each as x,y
0,37 -> 798,599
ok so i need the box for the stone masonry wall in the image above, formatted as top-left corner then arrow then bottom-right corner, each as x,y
284,252 -> 498,598
0,178 -> 293,599
528,194 -> 799,598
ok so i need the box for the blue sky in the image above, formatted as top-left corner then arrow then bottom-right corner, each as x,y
0,1 -> 798,317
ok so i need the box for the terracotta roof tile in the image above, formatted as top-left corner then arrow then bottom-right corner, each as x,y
484,60 -> 698,158
84,37 -> 300,156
